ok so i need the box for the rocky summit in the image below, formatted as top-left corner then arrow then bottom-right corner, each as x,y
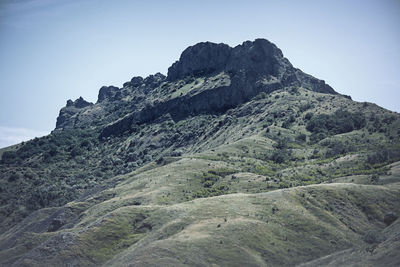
1,39 -> 400,266
56,39 -> 337,137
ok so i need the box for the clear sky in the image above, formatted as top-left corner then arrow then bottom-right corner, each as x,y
0,0 -> 399,148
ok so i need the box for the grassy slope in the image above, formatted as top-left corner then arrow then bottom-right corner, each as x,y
1,159 -> 399,266
1,86 -> 399,226
299,214 -> 400,266
107,182 -> 400,266
1,87 -> 400,266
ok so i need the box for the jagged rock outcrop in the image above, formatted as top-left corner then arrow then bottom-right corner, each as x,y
167,42 -> 231,80
122,76 -> 144,88
55,97 -> 93,130
99,39 -> 337,138
167,39 -> 290,80
167,38 -> 335,96
67,96 -> 92,108
97,86 -> 119,103
55,38 -> 337,135
143,73 -> 166,90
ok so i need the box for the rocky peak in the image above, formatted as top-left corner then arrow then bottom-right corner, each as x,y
66,99 -> 73,107
167,39 -> 290,81
56,39 -> 338,133
227,39 -> 291,78
167,42 -> 231,81
65,97 -> 93,108
74,96 -> 93,108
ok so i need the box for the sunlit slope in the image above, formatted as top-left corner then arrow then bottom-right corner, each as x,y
1,160 -> 399,266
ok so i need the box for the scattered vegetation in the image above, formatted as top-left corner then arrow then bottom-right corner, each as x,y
192,168 -> 236,198
306,110 -> 366,142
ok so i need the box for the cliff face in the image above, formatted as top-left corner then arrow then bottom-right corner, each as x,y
55,39 -> 336,136
55,97 -> 93,129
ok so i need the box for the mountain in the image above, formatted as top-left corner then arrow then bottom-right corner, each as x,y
1,39 -> 399,266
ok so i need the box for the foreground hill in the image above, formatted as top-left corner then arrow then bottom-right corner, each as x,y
1,39 -> 400,266
1,162 -> 399,266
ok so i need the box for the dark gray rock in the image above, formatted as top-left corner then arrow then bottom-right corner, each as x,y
74,96 -> 92,108
55,97 -> 93,130
123,76 -> 144,88
167,38 -> 336,94
167,42 -> 231,81
384,212 -> 398,226
294,69 -> 336,94
226,39 -> 291,78
57,39 -> 340,134
130,76 -> 144,87
97,86 -> 119,103
143,73 -> 166,92
167,39 -> 291,82
99,39 -> 340,138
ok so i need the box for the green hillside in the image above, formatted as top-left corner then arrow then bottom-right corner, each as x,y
1,39 -> 399,266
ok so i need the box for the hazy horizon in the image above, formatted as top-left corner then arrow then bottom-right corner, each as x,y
0,0 -> 399,148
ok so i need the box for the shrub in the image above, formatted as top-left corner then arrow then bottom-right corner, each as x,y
304,112 -> 313,120
383,212 -> 398,226
306,110 -> 366,135
1,151 -> 18,164
367,150 -> 394,165
290,87 -> 299,94
254,92 -> 267,100
300,103 -> 314,112
324,140 -> 355,158
202,172 -> 219,183
282,115 -> 295,129
371,174 -> 379,184
144,155 -> 153,162
207,168 -> 236,177
296,133 -> 307,142
8,172 -> 21,182
80,139 -> 91,148
363,230 -> 381,244
309,132 -> 327,143
70,147 -> 83,158
279,181 -> 289,188
271,150 -> 291,164
203,180 -> 214,188
274,139 -> 288,150
156,157 -> 165,165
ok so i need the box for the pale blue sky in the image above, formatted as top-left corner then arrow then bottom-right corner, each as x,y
0,0 -> 399,148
